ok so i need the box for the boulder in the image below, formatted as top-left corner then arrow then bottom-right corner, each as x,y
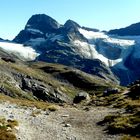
1,57 -> 16,63
73,92 -> 90,103
103,88 -> 119,96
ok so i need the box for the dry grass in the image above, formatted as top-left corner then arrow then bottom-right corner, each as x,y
0,131 -> 16,140
47,105 -> 58,111
0,117 -> 18,140
99,96 -> 140,137
122,135 -> 140,140
7,119 -> 19,129
97,87 -> 140,138
0,94 -> 58,111
100,112 -> 140,136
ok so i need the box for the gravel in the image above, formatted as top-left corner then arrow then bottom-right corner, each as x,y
0,101 -> 121,140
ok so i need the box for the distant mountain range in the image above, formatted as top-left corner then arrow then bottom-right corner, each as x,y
1,14 -> 140,85
108,22 -> 140,36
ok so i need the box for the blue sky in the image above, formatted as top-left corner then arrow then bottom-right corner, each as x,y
0,0 -> 140,40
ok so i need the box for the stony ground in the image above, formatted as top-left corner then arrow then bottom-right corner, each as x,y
0,101 -> 122,140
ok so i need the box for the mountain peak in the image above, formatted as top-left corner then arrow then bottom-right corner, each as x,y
64,19 -> 80,30
0,37 -> 3,41
25,14 -> 61,33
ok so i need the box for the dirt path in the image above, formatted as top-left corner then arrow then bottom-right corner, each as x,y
0,101 -> 121,140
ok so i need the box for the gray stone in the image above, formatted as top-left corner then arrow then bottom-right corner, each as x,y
73,92 -> 90,103
64,123 -> 71,127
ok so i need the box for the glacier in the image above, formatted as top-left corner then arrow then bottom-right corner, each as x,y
0,41 -> 39,60
78,28 -> 136,69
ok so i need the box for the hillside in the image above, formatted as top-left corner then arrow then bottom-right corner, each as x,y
0,56 -> 113,103
0,54 -> 123,140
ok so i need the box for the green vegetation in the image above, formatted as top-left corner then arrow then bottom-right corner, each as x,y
106,114 -> 140,134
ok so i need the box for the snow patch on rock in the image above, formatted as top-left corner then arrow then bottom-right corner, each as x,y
50,35 -> 63,42
27,28 -> 44,35
28,38 -> 46,46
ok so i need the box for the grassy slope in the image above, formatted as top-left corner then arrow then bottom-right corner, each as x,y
2,59 -> 139,139
96,85 -> 140,139
0,59 -> 114,102
29,61 -> 114,94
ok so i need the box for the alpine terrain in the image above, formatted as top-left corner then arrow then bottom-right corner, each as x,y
0,14 -> 140,140
12,14 -> 140,86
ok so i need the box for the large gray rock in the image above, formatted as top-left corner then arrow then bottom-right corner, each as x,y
73,92 -> 90,103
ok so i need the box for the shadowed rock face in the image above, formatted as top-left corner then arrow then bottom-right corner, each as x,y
38,50 -> 117,84
64,20 -> 80,31
25,14 -> 60,33
62,20 -> 86,41
13,30 -> 44,44
13,14 -> 61,43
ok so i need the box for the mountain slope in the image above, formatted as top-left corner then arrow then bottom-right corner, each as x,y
0,52 -> 114,103
13,14 -> 118,84
12,14 -> 140,85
